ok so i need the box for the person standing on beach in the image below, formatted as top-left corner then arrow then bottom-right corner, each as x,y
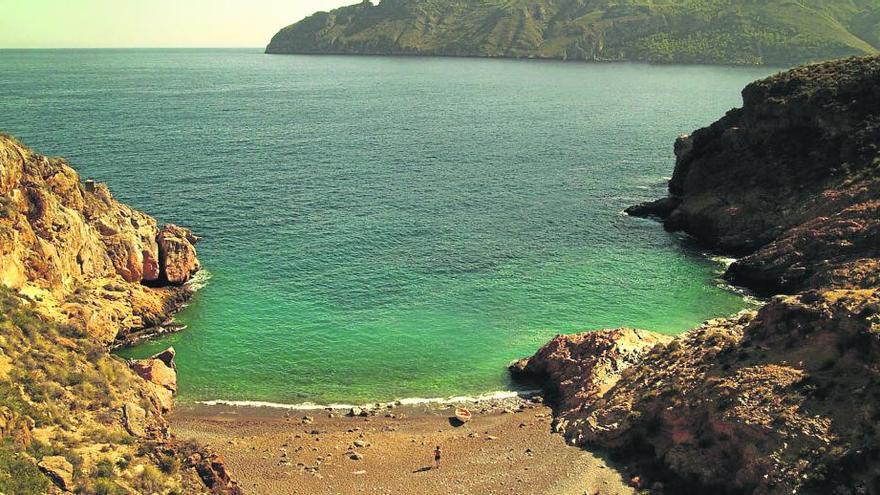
433,445 -> 442,469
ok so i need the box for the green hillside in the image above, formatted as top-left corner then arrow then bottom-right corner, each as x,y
266,0 -> 880,65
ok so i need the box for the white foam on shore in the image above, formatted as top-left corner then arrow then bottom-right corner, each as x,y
185,269 -> 212,292
708,255 -> 738,268
197,389 -> 540,411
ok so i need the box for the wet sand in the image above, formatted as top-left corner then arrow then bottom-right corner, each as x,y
171,397 -> 635,495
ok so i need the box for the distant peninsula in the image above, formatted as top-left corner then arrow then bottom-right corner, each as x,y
266,0 -> 880,65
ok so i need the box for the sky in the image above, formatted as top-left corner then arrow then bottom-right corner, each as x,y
0,0 -> 355,48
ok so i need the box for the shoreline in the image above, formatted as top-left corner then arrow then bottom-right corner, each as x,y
171,395 -> 636,495
194,388 -> 543,412
263,48 -> 791,69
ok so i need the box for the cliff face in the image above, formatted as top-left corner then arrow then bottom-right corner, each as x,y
629,55 -> 880,295
518,56 -> 880,494
266,0 -> 880,66
0,134 -> 200,345
0,135 -> 239,494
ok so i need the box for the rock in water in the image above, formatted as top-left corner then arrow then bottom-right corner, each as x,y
624,197 -> 679,219
519,55 -> 880,494
158,223 -> 201,284
0,135 -> 239,493
0,134 -> 202,344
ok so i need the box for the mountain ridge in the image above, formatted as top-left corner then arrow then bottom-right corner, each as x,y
266,0 -> 880,65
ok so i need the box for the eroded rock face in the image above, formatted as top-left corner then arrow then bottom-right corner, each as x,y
192,452 -> 244,495
510,329 -> 672,414
122,402 -> 148,437
628,55 -> 880,295
0,134 -> 201,343
158,224 -> 201,285
38,455 -> 74,491
0,136 -> 238,494
520,292 -> 880,493
726,198 -> 880,294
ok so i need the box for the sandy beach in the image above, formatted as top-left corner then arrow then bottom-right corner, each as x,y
170,396 -> 636,495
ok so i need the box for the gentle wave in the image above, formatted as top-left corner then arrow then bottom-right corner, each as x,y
197,389 -> 541,411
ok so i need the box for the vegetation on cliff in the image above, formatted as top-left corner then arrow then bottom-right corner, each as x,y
266,0 -> 880,65
0,135 -> 239,494
517,55 -> 880,494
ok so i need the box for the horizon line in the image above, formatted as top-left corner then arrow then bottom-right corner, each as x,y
0,46 -> 266,50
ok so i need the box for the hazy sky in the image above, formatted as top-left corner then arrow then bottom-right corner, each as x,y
1,0 -> 354,48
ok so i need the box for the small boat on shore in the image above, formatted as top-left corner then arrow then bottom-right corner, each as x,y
454,408 -> 472,423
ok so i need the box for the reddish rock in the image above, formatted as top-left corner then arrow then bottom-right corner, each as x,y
194,452 -> 243,495
520,292 -> 880,493
152,347 -> 177,370
511,328 -> 671,413
130,347 -> 178,394
158,224 -> 200,285
142,248 -> 160,281
534,56 -> 880,494
0,134 -> 201,343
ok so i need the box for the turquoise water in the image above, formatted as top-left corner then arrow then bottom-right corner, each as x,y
0,49 -> 771,404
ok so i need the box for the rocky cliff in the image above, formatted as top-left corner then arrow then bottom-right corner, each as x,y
517,55 -> 880,494
627,55 -> 880,295
0,134 -> 201,345
0,134 -> 239,494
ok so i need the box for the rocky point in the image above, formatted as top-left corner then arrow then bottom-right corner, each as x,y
517,55 -> 880,494
0,134 -> 240,494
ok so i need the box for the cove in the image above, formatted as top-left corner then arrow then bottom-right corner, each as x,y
0,49 -> 771,404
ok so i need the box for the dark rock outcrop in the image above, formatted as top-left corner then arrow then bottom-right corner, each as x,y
629,55 -> 880,295
521,55 -> 880,494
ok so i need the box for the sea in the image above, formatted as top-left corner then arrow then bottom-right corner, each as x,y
0,48 -> 773,405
